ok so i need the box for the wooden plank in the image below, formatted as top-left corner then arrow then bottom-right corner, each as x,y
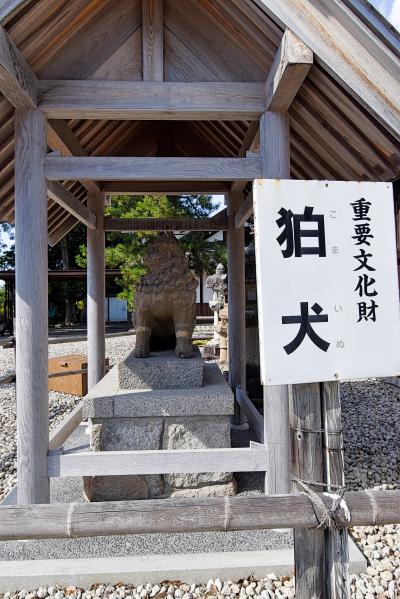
235,193 -> 253,229
236,386 -> 264,443
227,191 -> 246,426
48,446 -> 268,478
322,381 -> 351,599
47,181 -> 96,230
101,181 -> 230,195
104,216 -> 228,232
0,25 -> 37,107
39,81 -> 266,120
1,490 -> 399,540
291,383 -> 325,599
265,29 -> 313,112
44,157 -> 262,181
14,108 -> 49,504
142,0 -> 164,81
253,0 -> 400,140
2,403 -> 83,506
87,193 -> 105,391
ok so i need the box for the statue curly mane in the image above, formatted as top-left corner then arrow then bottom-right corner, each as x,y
133,236 -> 198,358
137,237 -> 197,296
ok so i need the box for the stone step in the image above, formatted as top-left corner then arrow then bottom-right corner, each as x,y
118,347 -> 204,390
83,363 -> 233,420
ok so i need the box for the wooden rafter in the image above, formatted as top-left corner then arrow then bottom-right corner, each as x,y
47,181 -> 96,230
0,25 -> 37,107
253,0 -> 400,140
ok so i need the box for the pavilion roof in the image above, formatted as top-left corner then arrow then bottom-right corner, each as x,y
0,0 -> 399,244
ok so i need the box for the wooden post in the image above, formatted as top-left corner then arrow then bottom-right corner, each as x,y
322,382 -> 350,599
14,108 -> 50,504
87,192 -> 105,391
260,111 -> 291,494
290,383 -> 326,598
227,192 -> 247,426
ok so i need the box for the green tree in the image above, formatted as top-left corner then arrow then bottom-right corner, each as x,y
76,194 -> 226,309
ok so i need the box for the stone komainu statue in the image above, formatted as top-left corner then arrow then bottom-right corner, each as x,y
133,236 -> 198,358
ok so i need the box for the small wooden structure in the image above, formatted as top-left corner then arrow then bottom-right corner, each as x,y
0,1 -> 399,596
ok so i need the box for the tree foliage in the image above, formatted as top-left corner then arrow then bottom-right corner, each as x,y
76,194 -> 226,309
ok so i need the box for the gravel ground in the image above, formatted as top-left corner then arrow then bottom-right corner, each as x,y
0,335 -> 135,501
0,336 -> 399,596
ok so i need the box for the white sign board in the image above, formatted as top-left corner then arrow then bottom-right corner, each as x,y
253,179 -> 400,386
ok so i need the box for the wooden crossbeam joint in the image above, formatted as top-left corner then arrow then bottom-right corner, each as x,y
47,181 -> 96,229
266,29 -> 313,113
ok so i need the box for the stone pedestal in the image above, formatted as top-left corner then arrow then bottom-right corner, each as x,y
83,348 -> 235,501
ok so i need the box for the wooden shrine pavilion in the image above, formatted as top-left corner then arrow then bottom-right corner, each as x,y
0,0 -> 399,596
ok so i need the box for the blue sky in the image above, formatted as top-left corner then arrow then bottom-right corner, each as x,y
369,0 -> 400,30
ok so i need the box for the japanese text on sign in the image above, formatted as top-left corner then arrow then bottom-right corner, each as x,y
253,180 -> 400,386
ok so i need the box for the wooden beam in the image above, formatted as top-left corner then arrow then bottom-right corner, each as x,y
142,0 -> 163,81
253,0 -> 400,139
47,181 -> 96,229
0,25 -> 37,107
44,157 -> 262,181
14,108 -> 49,504
100,181 -> 230,195
265,29 -> 313,112
1,490 -> 399,540
46,120 -> 101,197
39,81 -> 266,120
235,193 -> 253,228
236,386 -> 263,443
48,446 -> 268,478
104,216 -> 228,232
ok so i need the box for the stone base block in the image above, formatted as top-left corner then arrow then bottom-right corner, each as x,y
83,475 -> 149,502
163,416 -> 232,488
83,363 -> 234,420
165,480 -> 237,498
118,348 -> 204,390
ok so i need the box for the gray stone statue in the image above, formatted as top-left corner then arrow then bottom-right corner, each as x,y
133,236 -> 198,358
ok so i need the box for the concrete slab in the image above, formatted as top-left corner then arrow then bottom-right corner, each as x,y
118,348 -> 204,390
84,364 -> 234,419
0,543 -> 366,592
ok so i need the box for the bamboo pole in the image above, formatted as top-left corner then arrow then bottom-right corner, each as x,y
0,490 -> 398,541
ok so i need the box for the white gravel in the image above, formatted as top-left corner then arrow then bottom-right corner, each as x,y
0,337 -> 399,596
0,335 -> 135,501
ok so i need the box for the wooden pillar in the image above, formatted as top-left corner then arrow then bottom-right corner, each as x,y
227,192 -> 247,426
323,382 -> 350,599
15,108 -> 50,504
87,192 -> 105,391
291,384 -> 326,598
260,112 -> 291,494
